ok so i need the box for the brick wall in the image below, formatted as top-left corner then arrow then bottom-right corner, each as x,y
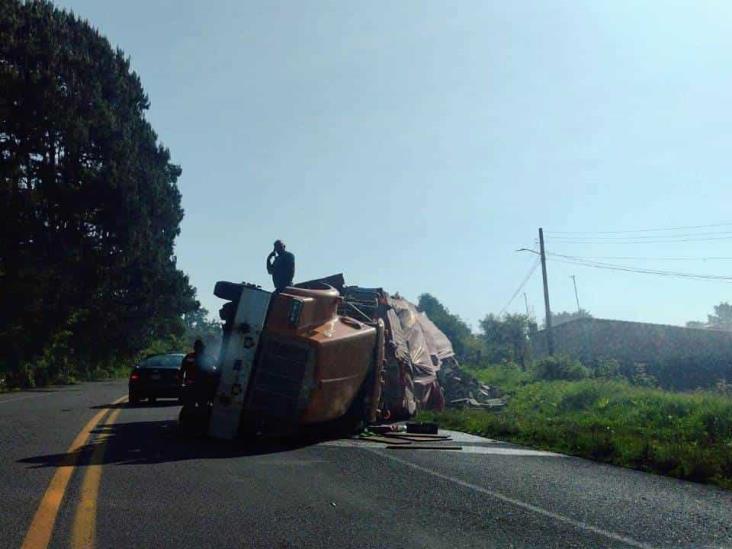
531,318 -> 732,388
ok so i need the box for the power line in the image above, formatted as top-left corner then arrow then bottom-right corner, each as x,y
541,255 -> 732,261
550,257 -> 732,282
545,222 -> 732,235
547,230 -> 732,241
546,254 -> 732,282
518,249 -> 732,265
545,234 -> 732,244
499,257 -> 540,315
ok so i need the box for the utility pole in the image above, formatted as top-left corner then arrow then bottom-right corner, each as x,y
571,274 -> 581,312
523,292 -> 530,317
539,228 -> 554,355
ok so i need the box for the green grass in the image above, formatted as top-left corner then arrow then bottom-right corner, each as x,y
421,377 -> 732,489
464,363 -> 532,394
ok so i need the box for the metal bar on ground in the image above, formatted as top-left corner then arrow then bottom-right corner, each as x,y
357,435 -> 412,445
386,445 -> 463,450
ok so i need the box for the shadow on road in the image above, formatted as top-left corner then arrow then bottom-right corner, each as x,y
19,418 -> 321,469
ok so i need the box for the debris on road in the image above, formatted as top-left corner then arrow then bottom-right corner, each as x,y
406,421 -> 439,434
357,434 -> 412,445
384,433 -> 452,442
437,359 -> 507,409
386,445 -> 463,450
355,428 -> 460,450
369,424 -> 402,434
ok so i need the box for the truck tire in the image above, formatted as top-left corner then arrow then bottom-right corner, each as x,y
344,384 -> 368,434
328,381 -> 369,437
179,404 -> 211,438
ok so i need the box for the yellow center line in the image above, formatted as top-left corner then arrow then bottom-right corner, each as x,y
20,395 -> 127,549
71,406 -> 123,549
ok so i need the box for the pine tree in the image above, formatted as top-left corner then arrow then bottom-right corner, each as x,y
0,1 -> 198,382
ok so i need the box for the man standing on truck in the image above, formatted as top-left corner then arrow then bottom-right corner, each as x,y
266,239 -> 295,291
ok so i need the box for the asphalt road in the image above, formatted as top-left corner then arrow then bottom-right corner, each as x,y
2,381 -> 731,548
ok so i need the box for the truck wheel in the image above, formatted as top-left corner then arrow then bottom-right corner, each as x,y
328,382 -> 368,437
178,404 -> 194,436
178,404 -> 209,438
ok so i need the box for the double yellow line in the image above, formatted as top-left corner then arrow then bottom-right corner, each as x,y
21,395 -> 126,549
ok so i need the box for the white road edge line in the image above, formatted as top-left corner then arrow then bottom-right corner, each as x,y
366,447 -> 656,549
0,393 -> 51,405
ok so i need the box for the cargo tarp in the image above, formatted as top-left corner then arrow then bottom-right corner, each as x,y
417,312 -> 455,361
325,279 -> 455,414
389,297 -> 439,384
386,296 -> 450,411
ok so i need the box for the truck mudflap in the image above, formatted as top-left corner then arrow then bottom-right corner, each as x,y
208,285 -> 271,439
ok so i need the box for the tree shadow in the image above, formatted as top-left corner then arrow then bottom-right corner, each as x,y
18,418 -> 320,469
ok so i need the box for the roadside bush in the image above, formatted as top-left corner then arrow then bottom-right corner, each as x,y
652,354 -> 732,391
141,336 -> 187,358
531,355 -> 588,381
591,358 -> 621,379
3,363 -> 36,389
628,363 -> 658,387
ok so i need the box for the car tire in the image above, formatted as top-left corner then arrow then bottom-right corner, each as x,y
129,393 -> 140,406
149,396 -> 157,404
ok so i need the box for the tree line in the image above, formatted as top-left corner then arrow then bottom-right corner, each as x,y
0,1 -> 207,387
417,293 -> 591,366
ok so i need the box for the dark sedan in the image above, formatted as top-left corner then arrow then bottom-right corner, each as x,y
128,353 -> 185,404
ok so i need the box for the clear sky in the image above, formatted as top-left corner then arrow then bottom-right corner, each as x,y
57,0 -> 732,330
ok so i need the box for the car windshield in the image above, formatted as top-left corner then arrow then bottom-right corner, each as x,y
141,354 -> 184,369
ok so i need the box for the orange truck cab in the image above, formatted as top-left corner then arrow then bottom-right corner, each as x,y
206,281 -> 384,439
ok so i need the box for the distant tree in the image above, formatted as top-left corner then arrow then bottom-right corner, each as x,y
479,313 -> 531,366
549,309 -> 592,327
417,293 -> 474,358
686,302 -> 732,331
685,321 -> 707,329
0,1 -> 198,383
142,307 -> 221,359
707,302 -> 732,330
183,307 -> 221,347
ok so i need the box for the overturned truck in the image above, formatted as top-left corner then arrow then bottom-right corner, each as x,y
192,275 -> 456,439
